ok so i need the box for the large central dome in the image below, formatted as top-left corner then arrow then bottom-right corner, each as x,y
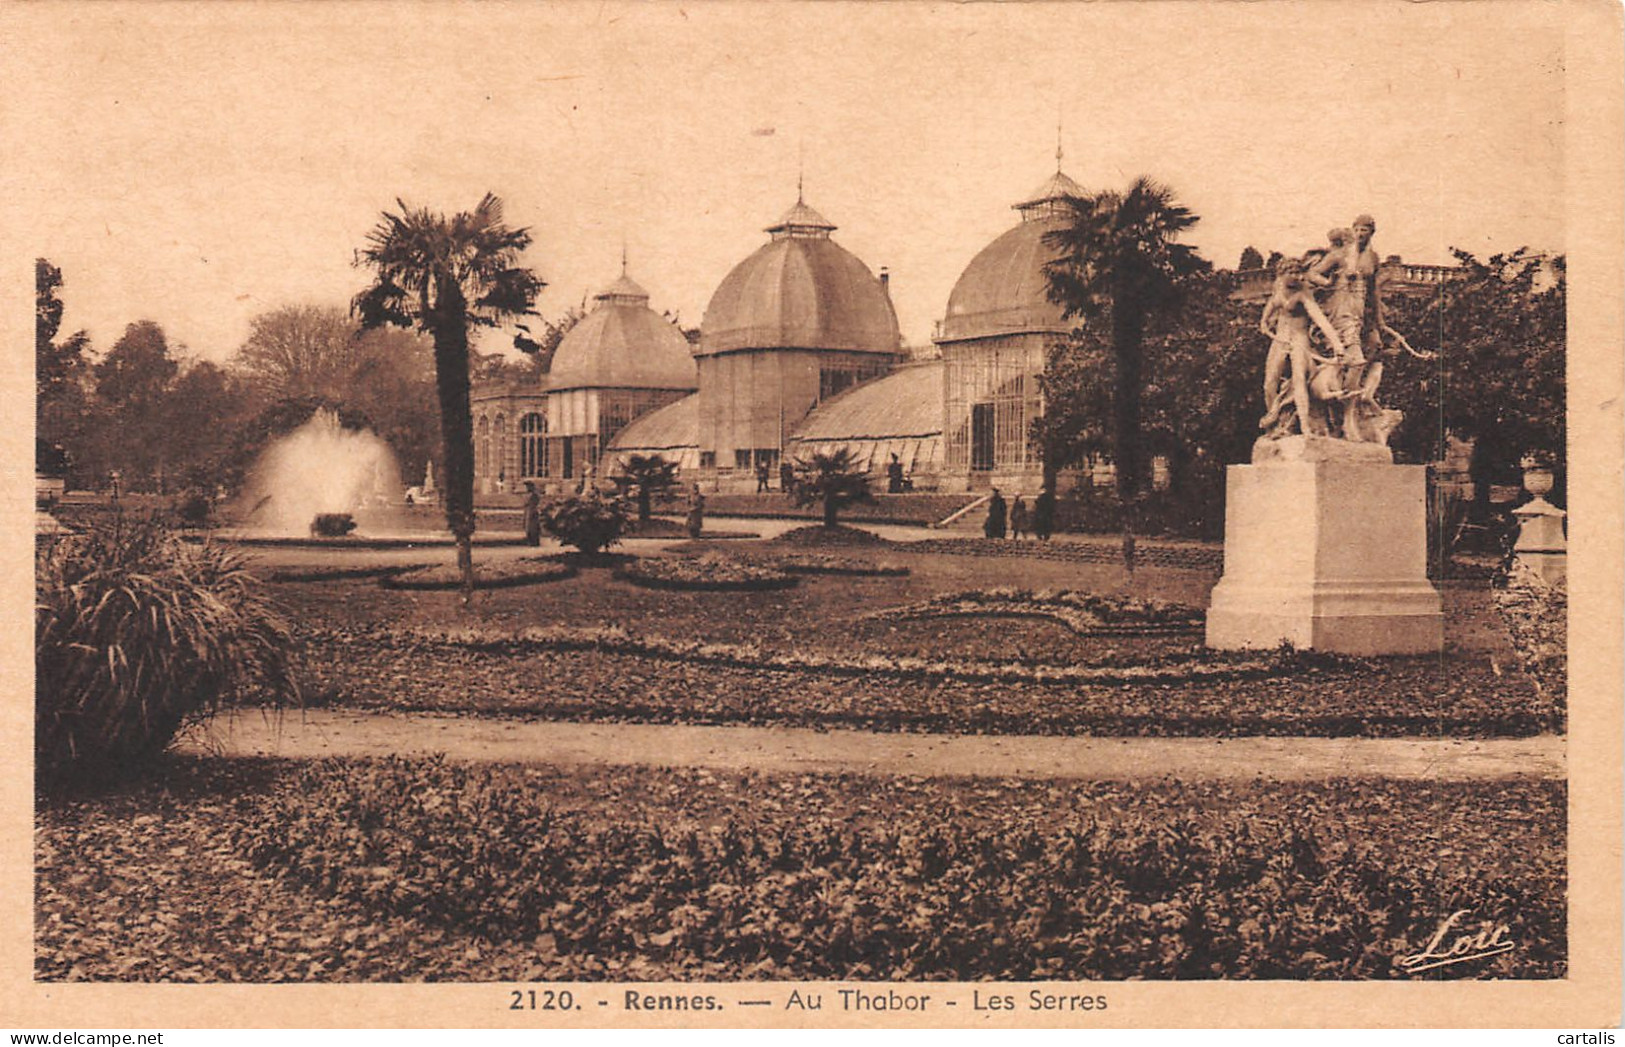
938,170 -> 1084,343
699,197 -> 901,357
548,271 -> 697,392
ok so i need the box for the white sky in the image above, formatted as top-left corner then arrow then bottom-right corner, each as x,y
9,2 -> 1565,364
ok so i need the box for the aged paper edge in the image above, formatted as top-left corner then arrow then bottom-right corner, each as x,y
0,0 -> 1618,1030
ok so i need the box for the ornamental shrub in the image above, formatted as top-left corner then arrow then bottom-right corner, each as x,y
541,494 -> 628,556
35,515 -> 298,785
310,513 -> 357,538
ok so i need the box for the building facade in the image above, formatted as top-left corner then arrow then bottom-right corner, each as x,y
472,268 -> 695,499
934,170 -> 1081,492
475,170 -> 1473,502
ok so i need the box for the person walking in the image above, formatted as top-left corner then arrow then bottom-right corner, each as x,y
756,460 -> 771,494
983,488 -> 1007,540
686,483 -> 706,538
1009,493 -> 1029,540
1033,485 -> 1056,541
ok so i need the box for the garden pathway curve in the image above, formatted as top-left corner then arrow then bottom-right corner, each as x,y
182,711 -> 1563,781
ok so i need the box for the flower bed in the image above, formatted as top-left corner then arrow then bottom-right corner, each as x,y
199,759 -> 1561,981
616,556 -> 799,592
292,624 -> 1562,737
621,518 -> 690,539
766,524 -> 890,548
264,563 -> 431,583
320,622 -> 1276,688
865,588 -> 1203,635
380,557 -> 576,591
769,552 -> 910,577
903,537 -> 1223,572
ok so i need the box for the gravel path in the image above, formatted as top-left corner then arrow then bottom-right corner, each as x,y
180,710 -> 1564,781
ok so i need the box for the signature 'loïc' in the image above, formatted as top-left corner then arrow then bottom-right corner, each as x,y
1396,909 -> 1516,974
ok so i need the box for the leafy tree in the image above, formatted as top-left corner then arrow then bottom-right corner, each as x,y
790,448 -> 872,528
163,361 -> 255,496
1035,272 -> 1256,539
92,321 -> 181,491
1237,246 -> 1264,271
354,193 -> 545,604
234,304 -> 359,402
618,453 -> 680,522
1382,249 -> 1565,516
232,305 -> 440,483
36,260 -> 90,403
35,260 -> 94,484
1265,250 -> 1284,271
1042,177 -> 1210,568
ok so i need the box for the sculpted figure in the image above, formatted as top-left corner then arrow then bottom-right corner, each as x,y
1310,214 -> 1397,408
1258,257 -> 1349,437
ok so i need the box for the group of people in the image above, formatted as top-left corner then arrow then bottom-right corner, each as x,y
755,460 -> 801,496
983,486 -> 1055,541
1257,213 -> 1432,444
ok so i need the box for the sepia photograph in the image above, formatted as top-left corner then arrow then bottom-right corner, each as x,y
7,0 -> 1620,1031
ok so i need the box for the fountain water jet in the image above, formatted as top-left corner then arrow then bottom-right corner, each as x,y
236,408 -> 412,536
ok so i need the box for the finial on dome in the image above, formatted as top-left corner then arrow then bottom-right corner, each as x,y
1056,107 -> 1064,172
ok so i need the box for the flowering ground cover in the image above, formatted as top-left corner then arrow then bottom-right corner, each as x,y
616,555 -> 799,592
380,556 -> 576,591
292,623 -> 1559,737
258,546 -> 1560,737
35,757 -> 1565,982
860,589 -> 1203,634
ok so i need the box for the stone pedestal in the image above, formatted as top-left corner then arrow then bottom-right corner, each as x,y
1512,496 -> 1567,587
1205,436 -> 1444,655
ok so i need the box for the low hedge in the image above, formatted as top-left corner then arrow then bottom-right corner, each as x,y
381,557 -> 576,591
616,556 -> 799,592
230,759 -> 1566,980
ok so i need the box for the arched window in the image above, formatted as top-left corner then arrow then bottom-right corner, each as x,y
477,416 -> 491,486
493,414 -> 508,486
520,413 -> 547,478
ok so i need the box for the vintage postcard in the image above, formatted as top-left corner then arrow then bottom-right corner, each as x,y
3,0 -> 1620,1033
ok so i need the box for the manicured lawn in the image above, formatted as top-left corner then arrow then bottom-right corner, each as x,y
35,757 -> 1565,982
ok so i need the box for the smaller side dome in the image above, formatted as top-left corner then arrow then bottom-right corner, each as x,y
547,271 -> 698,392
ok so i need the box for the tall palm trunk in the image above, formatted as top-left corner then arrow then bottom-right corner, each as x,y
430,279 -> 478,607
1112,295 -> 1145,575
823,492 -> 839,528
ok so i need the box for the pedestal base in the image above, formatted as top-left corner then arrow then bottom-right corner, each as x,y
1205,441 -> 1443,656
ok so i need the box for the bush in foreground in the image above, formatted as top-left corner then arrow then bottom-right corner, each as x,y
35,517 -> 298,784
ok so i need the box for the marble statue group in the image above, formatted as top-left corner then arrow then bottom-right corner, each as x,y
1257,214 -> 1434,446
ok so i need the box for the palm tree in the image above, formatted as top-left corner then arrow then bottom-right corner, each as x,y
618,453 -> 679,522
354,193 -> 544,604
790,448 -> 872,529
1042,177 -> 1209,571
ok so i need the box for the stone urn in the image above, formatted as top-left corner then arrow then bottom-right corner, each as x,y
1520,453 -> 1556,499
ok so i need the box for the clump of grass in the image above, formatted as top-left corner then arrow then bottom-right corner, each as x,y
35,515 -> 299,786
